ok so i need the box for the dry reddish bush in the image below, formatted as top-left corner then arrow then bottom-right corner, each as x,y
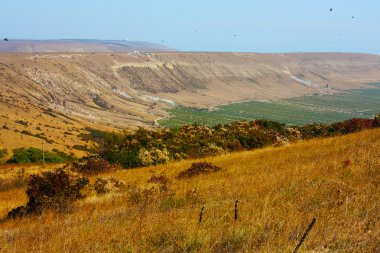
176,162 -> 222,179
147,173 -> 170,185
343,159 -> 352,167
147,172 -> 172,194
72,156 -> 116,175
8,168 -> 89,218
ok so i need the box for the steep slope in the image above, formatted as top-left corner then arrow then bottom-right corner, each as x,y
0,128 -> 379,252
1,52 -> 380,154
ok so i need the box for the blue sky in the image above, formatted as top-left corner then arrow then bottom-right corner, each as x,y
1,0 -> 379,53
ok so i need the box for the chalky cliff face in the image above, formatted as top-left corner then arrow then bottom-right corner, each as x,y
1,52 -> 380,152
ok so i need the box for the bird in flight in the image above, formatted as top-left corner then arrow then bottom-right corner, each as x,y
330,8 -> 333,12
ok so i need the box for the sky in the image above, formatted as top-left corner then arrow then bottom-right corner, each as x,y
1,0 -> 379,53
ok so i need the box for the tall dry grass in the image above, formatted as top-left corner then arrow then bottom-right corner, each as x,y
0,128 -> 379,252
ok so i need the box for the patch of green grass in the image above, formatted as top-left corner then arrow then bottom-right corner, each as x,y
159,84 -> 380,127
7,147 -> 75,164
0,149 -> 8,159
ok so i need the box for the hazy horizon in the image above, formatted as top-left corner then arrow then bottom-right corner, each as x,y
1,0 -> 379,54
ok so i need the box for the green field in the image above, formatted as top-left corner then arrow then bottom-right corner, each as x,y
158,83 -> 380,127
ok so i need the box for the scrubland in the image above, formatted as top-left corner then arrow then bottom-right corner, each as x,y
0,128 -> 379,252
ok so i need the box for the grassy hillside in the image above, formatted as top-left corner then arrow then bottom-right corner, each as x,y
0,128 -> 379,252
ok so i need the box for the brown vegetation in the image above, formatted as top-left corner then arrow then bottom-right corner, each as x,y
7,168 -> 89,218
72,156 -> 116,175
177,162 -> 222,179
0,169 -> 26,192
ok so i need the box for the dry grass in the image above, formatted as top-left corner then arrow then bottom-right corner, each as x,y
0,163 -> 61,180
0,129 -> 379,252
0,104 -> 91,159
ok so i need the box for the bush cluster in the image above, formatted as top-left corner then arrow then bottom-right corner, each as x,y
299,118 -> 377,138
99,121 -> 290,168
72,156 -> 115,175
8,168 -> 89,218
97,116 -> 379,169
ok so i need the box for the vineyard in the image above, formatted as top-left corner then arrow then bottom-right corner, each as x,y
159,83 -> 380,127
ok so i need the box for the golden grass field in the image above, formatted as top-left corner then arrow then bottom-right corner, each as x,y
0,128 -> 379,252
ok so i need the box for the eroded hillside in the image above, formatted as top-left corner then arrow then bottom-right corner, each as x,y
1,52 -> 380,154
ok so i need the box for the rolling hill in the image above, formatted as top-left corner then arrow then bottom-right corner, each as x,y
1,51 -> 380,155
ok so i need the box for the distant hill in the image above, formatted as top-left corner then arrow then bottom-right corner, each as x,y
0,39 -> 174,53
0,52 -> 380,155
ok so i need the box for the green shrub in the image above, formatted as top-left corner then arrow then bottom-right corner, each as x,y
0,148 -> 8,159
256,119 -> 289,136
51,149 -> 76,162
72,145 -> 90,152
7,147 -> 74,164
374,113 -> 380,127
7,168 -> 89,218
237,132 -> 274,149
298,123 -> 329,138
7,147 -> 43,163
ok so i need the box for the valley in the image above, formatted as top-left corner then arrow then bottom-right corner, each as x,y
1,52 -> 380,155
2,1 -> 380,252
159,82 -> 380,127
